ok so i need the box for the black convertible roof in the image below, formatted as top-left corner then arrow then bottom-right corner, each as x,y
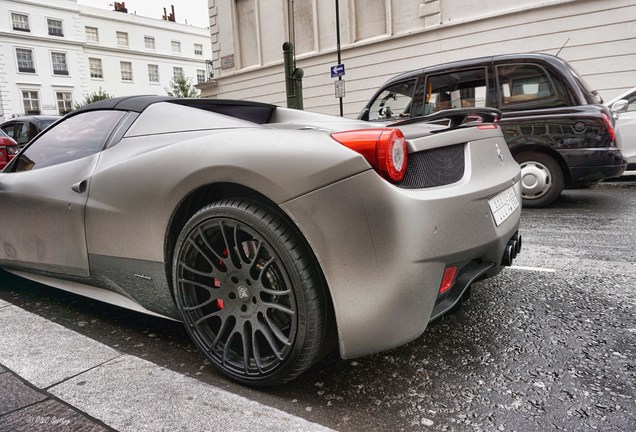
72,95 -> 279,124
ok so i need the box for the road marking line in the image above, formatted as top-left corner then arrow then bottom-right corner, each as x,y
509,265 -> 556,273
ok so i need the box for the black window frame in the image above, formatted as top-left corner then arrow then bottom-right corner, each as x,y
47,18 -> 64,37
16,48 -> 36,74
11,12 -> 30,32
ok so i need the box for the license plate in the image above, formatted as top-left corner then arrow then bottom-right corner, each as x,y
488,186 -> 519,226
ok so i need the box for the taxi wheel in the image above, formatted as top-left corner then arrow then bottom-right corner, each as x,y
517,152 -> 564,208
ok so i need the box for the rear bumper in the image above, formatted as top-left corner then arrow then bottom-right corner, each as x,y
561,148 -> 626,185
282,139 -> 521,359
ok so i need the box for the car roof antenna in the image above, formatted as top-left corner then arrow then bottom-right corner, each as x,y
555,38 -> 570,57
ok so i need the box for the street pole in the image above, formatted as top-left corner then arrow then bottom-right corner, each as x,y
335,0 -> 343,117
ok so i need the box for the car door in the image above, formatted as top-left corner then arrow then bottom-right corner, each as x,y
0,110 -> 126,277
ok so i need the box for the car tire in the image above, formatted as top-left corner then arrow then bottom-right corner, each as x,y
172,199 -> 327,386
516,152 -> 564,208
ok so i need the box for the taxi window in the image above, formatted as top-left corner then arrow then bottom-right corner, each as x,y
497,64 -> 556,106
422,68 -> 488,115
368,80 -> 416,121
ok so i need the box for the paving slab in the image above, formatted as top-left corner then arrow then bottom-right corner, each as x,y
0,366 -> 5,374
0,305 -> 120,388
0,399 -> 109,432
50,355 -> 334,432
0,373 -> 47,415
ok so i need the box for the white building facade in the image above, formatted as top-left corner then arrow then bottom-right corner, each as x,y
0,0 -> 211,120
200,0 -> 636,117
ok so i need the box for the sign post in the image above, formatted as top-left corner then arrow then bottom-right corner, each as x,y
335,0 -> 343,116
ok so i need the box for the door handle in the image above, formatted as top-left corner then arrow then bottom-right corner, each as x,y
71,180 -> 88,194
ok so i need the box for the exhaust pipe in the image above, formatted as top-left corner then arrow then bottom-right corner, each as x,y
501,232 -> 522,267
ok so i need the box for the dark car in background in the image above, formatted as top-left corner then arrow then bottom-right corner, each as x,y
0,115 -> 60,147
360,53 -> 626,207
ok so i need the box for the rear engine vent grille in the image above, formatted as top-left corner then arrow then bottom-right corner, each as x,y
396,144 -> 465,189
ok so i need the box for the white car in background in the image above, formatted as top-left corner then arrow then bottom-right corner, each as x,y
607,87 -> 636,174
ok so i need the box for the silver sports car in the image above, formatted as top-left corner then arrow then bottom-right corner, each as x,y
0,97 -> 522,386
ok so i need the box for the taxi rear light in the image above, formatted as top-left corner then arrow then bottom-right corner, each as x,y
331,128 -> 408,182
439,266 -> 458,295
477,124 -> 498,130
601,113 -> 615,143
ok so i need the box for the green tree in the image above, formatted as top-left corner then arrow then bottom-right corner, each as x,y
166,74 -> 200,98
74,88 -> 113,109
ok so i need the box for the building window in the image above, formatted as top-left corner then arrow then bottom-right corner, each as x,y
11,13 -> 30,32
173,67 -> 184,80
89,58 -> 103,79
148,64 -> 159,83
171,40 -> 181,53
196,69 -> 205,84
354,0 -> 387,41
85,26 -> 99,42
51,52 -> 69,75
47,18 -> 64,37
22,90 -> 40,114
56,92 -> 73,115
120,61 -> 133,81
16,48 -> 36,73
194,44 -> 203,56
144,36 -> 155,50
116,31 -> 129,47
235,0 -> 258,67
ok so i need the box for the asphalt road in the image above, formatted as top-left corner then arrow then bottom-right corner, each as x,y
1,178 -> 635,431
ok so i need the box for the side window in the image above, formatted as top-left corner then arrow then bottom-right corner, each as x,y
13,110 -> 125,172
15,122 -> 30,145
423,68 -> 488,115
1,124 -> 15,140
497,64 -> 556,106
368,80 -> 416,121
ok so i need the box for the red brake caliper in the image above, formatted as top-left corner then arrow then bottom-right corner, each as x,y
215,249 -> 228,309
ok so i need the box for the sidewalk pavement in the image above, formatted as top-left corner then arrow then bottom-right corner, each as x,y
0,298 -> 334,432
0,363 -> 112,431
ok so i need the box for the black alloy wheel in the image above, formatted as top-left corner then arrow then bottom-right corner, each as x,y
173,199 -> 326,386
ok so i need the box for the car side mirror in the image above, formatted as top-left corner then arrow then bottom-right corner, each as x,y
359,108 -> 370,121
611,99 -> 628,113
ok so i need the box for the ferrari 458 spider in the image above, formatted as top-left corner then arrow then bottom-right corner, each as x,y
0,97 -> 522,385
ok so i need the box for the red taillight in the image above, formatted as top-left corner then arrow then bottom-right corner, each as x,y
477,124 -> 498,130
439,266 -> 458,295
602,113 -> 616,143
331,128 -> 407,182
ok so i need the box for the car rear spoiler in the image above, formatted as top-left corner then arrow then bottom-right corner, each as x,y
389,108 -> 502,133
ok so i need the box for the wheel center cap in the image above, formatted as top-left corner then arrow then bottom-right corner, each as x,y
237,285 -> 250,302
